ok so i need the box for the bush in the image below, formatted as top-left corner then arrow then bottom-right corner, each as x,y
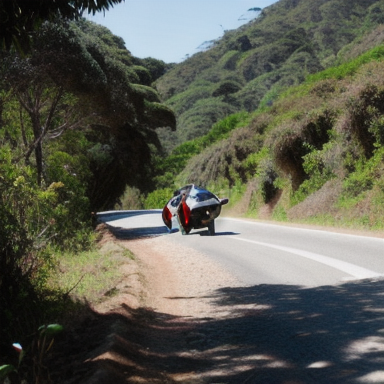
119,186 -> 144,210
306,45 -> 384,83
292,143 -> 336,205
154,112 -> 250,188
144,188 -> 173,209
341,148 -> 384,202
343,84 -> 384,158
0,144 -> 94,373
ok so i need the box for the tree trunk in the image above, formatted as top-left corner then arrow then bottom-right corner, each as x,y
31,114 -> 43,186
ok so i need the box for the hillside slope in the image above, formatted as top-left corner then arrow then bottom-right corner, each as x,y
145,0 -> 384,231
155,0 -> 384,152
170,50 -> 384,230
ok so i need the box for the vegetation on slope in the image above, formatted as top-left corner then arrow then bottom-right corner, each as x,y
152,46 -> 384,231
155,0 -> 384,152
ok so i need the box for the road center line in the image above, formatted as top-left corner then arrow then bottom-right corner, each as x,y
231,237 -> 382,279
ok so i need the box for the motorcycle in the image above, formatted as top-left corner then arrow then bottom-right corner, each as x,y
162,184 -> 229,236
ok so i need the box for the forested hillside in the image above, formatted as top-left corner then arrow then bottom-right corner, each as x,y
155,0 -> 384,152
148,0 -> 384,231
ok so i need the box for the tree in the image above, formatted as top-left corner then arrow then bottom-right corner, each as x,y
0,0 -> 124,52
3,19 -> 176,209
3,24 -> 95,186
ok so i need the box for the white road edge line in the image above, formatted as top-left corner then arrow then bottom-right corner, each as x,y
222,217 -> 384,241
231,237 -> 382,280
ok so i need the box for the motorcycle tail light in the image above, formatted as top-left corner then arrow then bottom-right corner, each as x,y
182,201 -> 191,225
162,206 -> 172,228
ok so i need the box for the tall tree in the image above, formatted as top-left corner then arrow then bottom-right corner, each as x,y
3,20 -> 175,208
0,0 -> 124,52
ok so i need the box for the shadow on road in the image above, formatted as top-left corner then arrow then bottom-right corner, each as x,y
107,225 -> 239,240
193,279 -> 384,383
97,210 -> 162,222
51,277 -> 384,384
193,230 -> 240,236
107,224 -> 170,239
97,210 -> 240,240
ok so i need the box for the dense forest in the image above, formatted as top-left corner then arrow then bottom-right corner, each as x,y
1,0 -> 384,382
0,1 -> 175,381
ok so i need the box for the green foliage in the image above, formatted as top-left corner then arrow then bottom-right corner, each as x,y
1,322 -> 63,384
306,45 -> 384,83
154,112 -> 249,188
0,154 -> 73,383
175,97 -> 239,143
156,0 -> 384,152
271,205 -> 288,222
45,151 -> 91,247
165,82 -> 214,115
119,186 -> 144,210
227,180 -> 247,205
172,111 -> 249,157
0,365 -> 15,381
292,144 -> 336,205
243,147 -> 270,178
176,125 -> 261,188
0,0 -> 124,52
0,16 -> 176,381
340,148 -> 384,204
144,188 -> 173,209
369,114 -> 384,147
212,80 -> 243,97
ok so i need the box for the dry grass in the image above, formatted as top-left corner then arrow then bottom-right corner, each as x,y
49,225 -> 136,305
288,179 -> 342,220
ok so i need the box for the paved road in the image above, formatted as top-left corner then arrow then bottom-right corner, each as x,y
98,210 -> 384,384
98,210 -> 384,288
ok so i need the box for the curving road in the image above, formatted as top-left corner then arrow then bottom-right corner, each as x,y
97,210 -> 384,384
98,210 -> 384,288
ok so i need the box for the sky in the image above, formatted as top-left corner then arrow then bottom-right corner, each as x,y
87,0 -> 278,63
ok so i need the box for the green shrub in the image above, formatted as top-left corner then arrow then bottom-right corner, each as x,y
144,188 -> 173,209
154,112 -> 250,188
292,144 -> 336,205
119,186 -> 144,210
306,45 -> 384,83
369,114 -> 384,146
340,148 -> 384,203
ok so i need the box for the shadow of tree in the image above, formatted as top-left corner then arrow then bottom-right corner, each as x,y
97,210 -> 239,239
107,223 -> 238,240
108,224 -> 170,239
97,210 -> 163,223
50,278 -> 384,384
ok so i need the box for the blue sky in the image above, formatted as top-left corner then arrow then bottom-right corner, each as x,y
87,0 -> 278,63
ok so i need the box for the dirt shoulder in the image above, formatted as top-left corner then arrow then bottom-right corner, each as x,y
51,228 -> 244,384
50,223 -> 384,384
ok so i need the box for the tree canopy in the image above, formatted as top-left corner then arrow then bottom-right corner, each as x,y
1,19 -> 175,210
0,0 -> 124,52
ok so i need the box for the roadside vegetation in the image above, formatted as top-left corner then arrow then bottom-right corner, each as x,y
148,47 -> 384,231
145,0 -> 384,232
0,2 -> 174,382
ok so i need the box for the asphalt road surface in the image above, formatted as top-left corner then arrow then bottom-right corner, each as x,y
98,210 -> 384,288
97,210 -> 384,384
